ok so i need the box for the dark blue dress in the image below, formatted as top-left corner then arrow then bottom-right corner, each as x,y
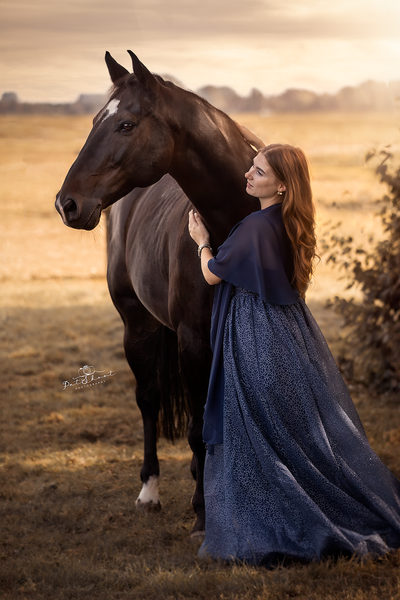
199,204 -> 400,565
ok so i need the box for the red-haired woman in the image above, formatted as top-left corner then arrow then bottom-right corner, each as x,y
188,125 -> 400,565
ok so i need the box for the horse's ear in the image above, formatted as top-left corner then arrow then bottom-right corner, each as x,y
127,50 -> 159,95
105,51 -> 130,84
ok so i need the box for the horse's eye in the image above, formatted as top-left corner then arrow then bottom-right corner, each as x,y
121,122 -> 134,132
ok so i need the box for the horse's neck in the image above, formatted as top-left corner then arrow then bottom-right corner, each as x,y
167,93 -> 259,244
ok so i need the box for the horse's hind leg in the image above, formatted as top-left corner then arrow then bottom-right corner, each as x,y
187,410 -> 207,536
178,334 -> 211,535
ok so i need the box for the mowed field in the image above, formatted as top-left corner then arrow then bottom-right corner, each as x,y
1,112 -> 400,600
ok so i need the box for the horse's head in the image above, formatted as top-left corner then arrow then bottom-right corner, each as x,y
56,51 -> 175,230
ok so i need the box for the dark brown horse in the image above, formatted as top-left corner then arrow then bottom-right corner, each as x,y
56,51 -> 258,535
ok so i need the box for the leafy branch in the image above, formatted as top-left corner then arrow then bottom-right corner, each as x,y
321,149 -> 400,393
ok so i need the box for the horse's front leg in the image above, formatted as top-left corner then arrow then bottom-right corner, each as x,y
135,382 -> 162,511
122,317 -> 163,511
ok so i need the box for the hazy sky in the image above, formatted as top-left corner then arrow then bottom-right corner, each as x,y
1,0 -> 399,103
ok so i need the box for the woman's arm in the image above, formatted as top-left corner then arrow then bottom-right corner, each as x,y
234,121 -> 265,151
188,210 -> 222,286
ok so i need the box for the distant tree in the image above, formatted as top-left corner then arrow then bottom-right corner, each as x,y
321,149 -> 400,393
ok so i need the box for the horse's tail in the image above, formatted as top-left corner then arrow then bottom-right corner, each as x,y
157,326 -> 189,442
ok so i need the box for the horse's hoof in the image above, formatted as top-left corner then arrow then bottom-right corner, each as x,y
135,499 -> 162,513
190,530 -> 205,543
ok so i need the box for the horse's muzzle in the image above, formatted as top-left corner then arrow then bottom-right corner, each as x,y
55,193 -> 102,230
55,194 -> 78,222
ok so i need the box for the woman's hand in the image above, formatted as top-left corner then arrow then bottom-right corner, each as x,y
188,209 -> 210,246
188,209 -> 221,286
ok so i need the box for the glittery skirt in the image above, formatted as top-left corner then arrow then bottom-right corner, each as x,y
199,288 -> 400,565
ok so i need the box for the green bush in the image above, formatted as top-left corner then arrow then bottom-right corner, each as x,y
321,149 -> 400,392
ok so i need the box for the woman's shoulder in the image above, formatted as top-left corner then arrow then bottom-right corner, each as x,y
240,203 -> 283,230
241,204 -> 289,254
223,204 -> 283,247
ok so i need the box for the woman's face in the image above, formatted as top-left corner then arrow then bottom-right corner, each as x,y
245,153 -> 285,201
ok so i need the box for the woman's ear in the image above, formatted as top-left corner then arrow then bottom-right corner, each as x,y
278,183 -> 286,193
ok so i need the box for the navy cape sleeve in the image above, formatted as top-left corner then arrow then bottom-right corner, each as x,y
203,204 -> 299,450
208,204 -> 299,306
202,279 -> 233,449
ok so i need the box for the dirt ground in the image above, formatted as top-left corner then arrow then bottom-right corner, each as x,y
1,113 -> 399,599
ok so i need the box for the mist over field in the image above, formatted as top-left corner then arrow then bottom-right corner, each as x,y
1,78 -> 400,116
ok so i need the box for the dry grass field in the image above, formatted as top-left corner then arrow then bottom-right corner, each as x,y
1,112 -> 400,600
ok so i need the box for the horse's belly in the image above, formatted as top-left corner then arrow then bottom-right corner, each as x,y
115,181 -> 192,330
130,264 -> 172,328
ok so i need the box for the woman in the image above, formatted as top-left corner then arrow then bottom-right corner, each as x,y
188,125 -> 400,565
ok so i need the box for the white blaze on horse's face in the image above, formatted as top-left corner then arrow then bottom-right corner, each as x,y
101,99 -> 120,123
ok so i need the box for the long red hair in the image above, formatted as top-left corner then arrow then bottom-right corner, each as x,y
259,144 -> 317,297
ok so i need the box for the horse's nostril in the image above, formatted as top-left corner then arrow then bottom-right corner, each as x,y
63,197 -> 78,216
